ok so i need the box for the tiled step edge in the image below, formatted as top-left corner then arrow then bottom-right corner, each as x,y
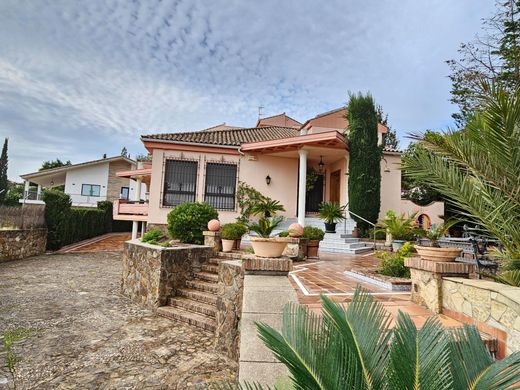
157,306 -> 216,332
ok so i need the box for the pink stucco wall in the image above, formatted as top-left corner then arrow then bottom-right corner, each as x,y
146,146 -> 443,226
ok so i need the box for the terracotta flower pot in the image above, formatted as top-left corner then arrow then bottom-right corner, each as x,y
307,240 -> 320,258
415,245 -> 462,262
250,237 -> 289,258
222,239 -> 235,252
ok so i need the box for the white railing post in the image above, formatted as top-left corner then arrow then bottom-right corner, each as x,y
298,149 -> 308,227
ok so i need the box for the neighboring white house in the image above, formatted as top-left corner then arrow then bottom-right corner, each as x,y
19,156 -> 147,208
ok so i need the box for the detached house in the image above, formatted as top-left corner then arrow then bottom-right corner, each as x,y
114,109 -> 443,250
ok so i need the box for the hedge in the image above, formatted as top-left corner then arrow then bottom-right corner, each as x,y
43,191 -> 131,250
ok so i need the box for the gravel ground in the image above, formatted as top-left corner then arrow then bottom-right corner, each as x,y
0,252 -> 237,389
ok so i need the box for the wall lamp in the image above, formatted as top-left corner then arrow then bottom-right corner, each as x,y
265,174 -> 271,185
382,157 -> 391,173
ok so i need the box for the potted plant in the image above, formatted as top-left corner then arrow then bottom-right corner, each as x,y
233,222 -> 248,250
220,223 -> 238,252
302,226 -> 325,258
250,198 -> 285,218
377,210 -> 418,251
318,202 -> 346,233
248,216 -> 289,257
415,221 -> 461,262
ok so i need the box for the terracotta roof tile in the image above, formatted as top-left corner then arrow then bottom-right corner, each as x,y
142,126 -> 299,147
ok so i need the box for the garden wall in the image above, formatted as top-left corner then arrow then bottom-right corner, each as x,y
121,240 -> 213,308
442,277 -> 520,356
0,228 -> 47,262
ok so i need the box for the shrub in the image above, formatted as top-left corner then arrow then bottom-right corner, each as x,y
278,231 -> 289,238
248,216 -> 284,238
142,228 -> 164,243
302,226 -> 325,241
359,226 -> 386,240
167,202 -> 218,244
221,223 -> 248,240
43,190 -> 72,250
376,242 -> 414,278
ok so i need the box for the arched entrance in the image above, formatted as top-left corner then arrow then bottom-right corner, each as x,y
417,214 -> 431,230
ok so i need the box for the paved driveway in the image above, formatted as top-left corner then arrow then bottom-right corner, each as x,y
0,252 -> 236,389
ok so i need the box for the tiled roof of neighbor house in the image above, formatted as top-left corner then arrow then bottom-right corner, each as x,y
200,123 -> 243,131
142,126 -> 300,147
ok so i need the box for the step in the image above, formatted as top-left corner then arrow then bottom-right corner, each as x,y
209,257 -> 223,265
186,280 -> 218,293
201,264 -> 219,274
157,306 -> 216,332
195,271 -> 219,283
319,246 -> 373,255
177,288 -> 218,305
169,297 -> 217,317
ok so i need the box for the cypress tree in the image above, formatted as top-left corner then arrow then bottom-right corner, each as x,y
0,138 -> 8,204
346,93 -> 382,230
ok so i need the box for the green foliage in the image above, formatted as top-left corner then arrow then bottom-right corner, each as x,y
359,226 -> 386,240
2,327 -> 34,373
142,228 -> 164,243
250,198 -> 285,218
318,202 -> 346,224
491,270 -> 520,286
248,216 -> 284,238
346,93 -> 382,230
402,83 -> 520,264
42,191 -> 115,249
301,226 -> 325,241
3,183 -> 23,207
221,223 -> 248,240
278,230 -> 289,238
167,202 -> 218,244
376,104 -> 400,150
236,181 -> 267,223
447,1 -> 520,125
376,242 -> 414,278
422,221 -> 458,247
306,169 -> 320,192
39,158 -> 71,171
0,138 -> 7,204
253,286 -> 520,389
377,210 -> 419,241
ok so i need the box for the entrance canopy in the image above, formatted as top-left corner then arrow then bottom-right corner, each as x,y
240,130 -> 347,156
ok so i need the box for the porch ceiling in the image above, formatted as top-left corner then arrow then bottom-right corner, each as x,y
20,171 -> 66,188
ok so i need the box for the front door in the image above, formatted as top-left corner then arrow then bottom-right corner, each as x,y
306,174 -> 324,212
330,170 -> 341,203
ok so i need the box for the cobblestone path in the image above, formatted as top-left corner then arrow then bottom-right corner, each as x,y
0,252 -> 237,389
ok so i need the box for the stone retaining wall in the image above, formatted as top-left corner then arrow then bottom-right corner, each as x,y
0,228 -> 47,262
121,240 -> 213,308
216,260 -> 244,360
443,277 -> 520,356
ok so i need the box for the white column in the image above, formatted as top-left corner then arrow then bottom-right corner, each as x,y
298,149 -> 308,226
132,221 -> 139,240
36,184 -> 42,200
140,221 -> 146,237
135,178 -> 142,201
24,180 -> 30,198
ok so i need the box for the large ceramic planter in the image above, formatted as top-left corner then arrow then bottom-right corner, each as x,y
250,237 -> 289,258
324,222 -> 336,233
392,240 -> 406,251
307,239 -> 320,258
222,239 -> 235,252
415,245 -> 462,262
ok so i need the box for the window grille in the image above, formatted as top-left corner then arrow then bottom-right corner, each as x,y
204,163 -> 237,210
163,160 -> 198,207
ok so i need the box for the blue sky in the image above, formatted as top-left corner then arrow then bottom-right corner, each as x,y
0,0 -> 495,180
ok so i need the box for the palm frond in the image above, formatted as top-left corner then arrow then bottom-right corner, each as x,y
388,313 -> 453,390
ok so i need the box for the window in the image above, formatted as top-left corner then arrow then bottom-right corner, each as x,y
204,163 -> 237,210
163,160 -> 198,207
81,184 -> 101,197
121,187 -> 129,200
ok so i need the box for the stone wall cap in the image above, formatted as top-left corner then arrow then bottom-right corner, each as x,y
444,276 -> 520,294
126,239 -> 211,251
405,257 -> 475,274
221,259 -> 243,268
203,231 -> 220,236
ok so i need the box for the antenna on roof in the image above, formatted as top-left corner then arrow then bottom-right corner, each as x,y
258,105 -> 264,120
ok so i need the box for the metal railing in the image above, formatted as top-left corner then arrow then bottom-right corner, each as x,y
344,203 -> 377,250
22,191 -> 43,201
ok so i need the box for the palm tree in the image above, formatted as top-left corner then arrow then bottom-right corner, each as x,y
402,83 -> 520,266
251,288 -> 520,389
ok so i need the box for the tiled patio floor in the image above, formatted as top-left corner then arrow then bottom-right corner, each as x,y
289,252 -> 463,329
57,232 -> 132,253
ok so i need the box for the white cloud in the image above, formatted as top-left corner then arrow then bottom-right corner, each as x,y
0,0 -> 495,180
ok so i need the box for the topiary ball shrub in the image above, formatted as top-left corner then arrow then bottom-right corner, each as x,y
167,202 -> 218,244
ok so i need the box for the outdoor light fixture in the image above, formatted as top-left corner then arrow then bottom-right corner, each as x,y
318,155 -> 324,173
265,174 -> 271,185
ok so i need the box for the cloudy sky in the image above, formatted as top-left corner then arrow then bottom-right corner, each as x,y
1,0 -> 494,180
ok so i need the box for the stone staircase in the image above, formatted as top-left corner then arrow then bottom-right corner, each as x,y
156,257 -> 221,332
